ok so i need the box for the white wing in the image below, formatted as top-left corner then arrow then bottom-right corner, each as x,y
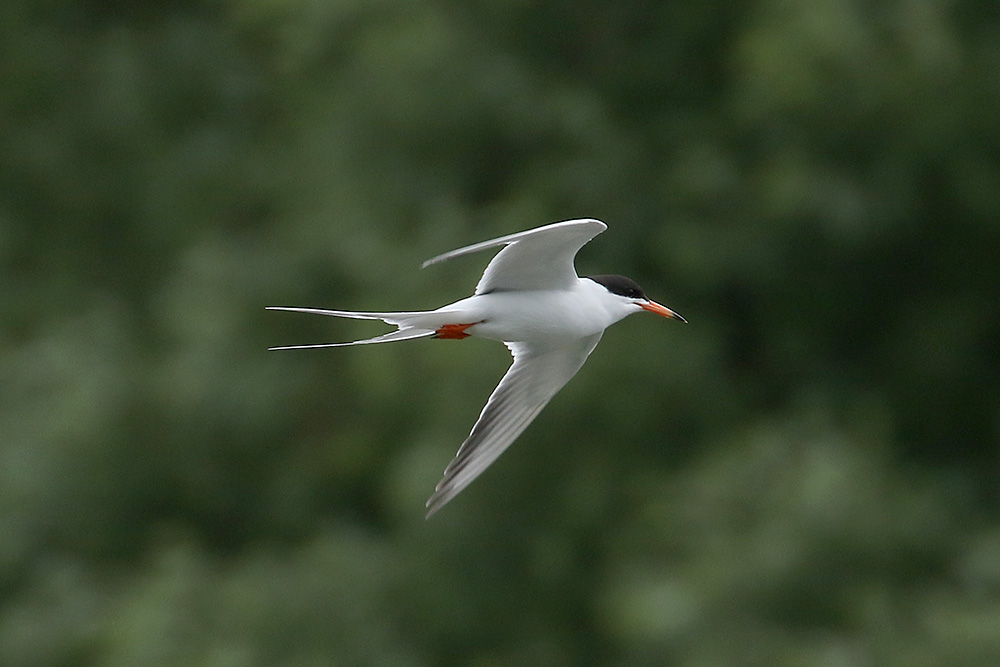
425,332 -> 603,517
422,219 -> 607,294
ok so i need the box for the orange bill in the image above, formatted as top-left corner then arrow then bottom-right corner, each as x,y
640,301 -> 687,322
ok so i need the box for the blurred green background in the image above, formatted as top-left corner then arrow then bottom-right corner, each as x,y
3,0 -> 999,665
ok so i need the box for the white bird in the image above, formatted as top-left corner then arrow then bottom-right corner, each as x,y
268,219 -> 685,517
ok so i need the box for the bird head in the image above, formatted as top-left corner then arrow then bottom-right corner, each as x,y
587,274 -> 687,322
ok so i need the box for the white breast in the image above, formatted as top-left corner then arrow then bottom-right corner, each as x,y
440,279 -> 636,344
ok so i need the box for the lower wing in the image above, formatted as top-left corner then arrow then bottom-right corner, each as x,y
425,333 -> 603,517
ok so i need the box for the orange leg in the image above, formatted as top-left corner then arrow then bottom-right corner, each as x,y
434,322 -> 481,340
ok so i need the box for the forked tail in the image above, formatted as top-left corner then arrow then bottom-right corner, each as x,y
266,306 -> 443,350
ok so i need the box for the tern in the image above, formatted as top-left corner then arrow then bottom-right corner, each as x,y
268,219 -> 685,516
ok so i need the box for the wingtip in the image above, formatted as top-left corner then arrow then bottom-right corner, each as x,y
424,480 -> 458,518
424,496 -> 443,519
562,217 -> 606,231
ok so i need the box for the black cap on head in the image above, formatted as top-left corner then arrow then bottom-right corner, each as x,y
587,274 -> 647,300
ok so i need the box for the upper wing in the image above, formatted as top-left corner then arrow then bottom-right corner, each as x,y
424,332 -> 604,517
422,219 -> 607,294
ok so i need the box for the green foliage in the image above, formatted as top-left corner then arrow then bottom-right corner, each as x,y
2,0 -> 998,664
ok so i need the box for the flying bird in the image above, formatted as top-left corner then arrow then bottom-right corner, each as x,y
268,219 -> 685,516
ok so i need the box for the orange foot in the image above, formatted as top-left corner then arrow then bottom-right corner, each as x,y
434,322 -> 481,340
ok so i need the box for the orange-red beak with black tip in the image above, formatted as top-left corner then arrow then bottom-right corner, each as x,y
640,300 -> 687,323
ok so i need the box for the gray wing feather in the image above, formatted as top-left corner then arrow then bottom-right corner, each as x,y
425,333 -> 603,517
422,219 -> 607,294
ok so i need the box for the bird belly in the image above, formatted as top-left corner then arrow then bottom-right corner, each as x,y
450,291 -> 612,343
